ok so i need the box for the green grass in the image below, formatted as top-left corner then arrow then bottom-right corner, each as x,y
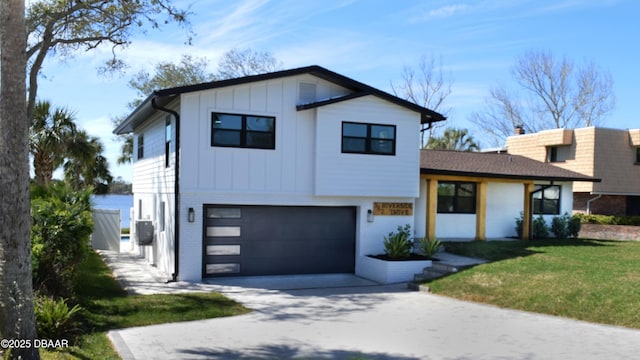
428,239 -> 640,329
41,251 -> 250,359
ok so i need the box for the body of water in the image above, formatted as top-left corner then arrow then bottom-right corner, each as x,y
92,194 -> 133,229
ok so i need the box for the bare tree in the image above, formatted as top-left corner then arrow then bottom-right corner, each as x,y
25,0 -> 192,120
471,50 -> 615,147
391,53 -> 453,147
216,48 -> 284,80
0,0 -> 39,358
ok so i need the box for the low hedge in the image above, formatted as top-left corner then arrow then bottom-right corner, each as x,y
575,214 -> 640,226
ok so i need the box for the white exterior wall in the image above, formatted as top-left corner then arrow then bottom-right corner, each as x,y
130,111 -> 176,277
314,96 -> 421,197
417,179 -> 575,240
168,73 -> 423,281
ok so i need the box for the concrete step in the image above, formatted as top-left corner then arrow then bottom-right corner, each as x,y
411,262 -> 460,283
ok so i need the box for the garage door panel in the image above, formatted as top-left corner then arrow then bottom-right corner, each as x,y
203,205 -> 355,277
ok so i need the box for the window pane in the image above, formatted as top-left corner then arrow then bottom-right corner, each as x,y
207,208 -> 241,218
213,114 -> 242,129
213,130 -> 241,146
246,116 -> 274,131
371,125 -> 395,139
343,138 -> 366,152
370,139 -> 394,154
456,197 -> 476,213
437,197 -> 454,213
438,183 -> 455,196
246,132 -> 274,148
458,183 -> 475,197
544,186 -> 560,200
343,123 -> 367,137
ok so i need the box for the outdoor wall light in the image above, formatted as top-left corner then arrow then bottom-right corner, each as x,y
367,209 -> 374,222
188,207 -> 195,222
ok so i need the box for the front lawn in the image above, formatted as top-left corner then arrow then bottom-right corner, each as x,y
428,239 -> 640,329
41,251 -> 250,359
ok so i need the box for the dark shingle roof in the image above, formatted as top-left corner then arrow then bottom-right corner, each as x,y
420,150 -> 600,182
114,65 -> 446,134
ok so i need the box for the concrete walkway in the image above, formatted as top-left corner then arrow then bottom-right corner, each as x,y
101,251 -> 640,360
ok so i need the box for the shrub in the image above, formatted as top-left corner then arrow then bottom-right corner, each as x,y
551,213 -> 570,239
532,215 -> 549,239
575,213 -> 640,226
31,183 -> 94,298
416,237 -> 442,259
383,224 -> 413,259
35,296 -> 82,340
568,215 -> 581,238
515,212 -> 524,239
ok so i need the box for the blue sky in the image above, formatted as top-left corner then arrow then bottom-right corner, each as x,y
37,0 -> 639,182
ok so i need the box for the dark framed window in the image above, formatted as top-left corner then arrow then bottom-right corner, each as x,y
342,122 -> 396,155
211,113 -> 275,149
137,134 -> 144,159
533,185 -> 561,215
547,146 -> 558,162
635,147 -> 640,164
437,182 -> 476,214
165,117 -> 172,168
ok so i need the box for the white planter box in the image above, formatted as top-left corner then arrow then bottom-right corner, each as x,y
356,256 -> 432,284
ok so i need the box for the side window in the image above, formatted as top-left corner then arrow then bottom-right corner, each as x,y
341,122 -> 396,155
165,117 -> 172,168
137,134 -> 144,159
533,185 -> 561,215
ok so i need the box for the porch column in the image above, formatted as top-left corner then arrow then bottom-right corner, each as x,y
426,179 -> 437,240
475,181 -> 487,241
522,182 -> 534,240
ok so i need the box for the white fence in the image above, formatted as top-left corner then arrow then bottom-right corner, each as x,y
91,209 -> 121,251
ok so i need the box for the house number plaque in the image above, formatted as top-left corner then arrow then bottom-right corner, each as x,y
373,202 -> 413,216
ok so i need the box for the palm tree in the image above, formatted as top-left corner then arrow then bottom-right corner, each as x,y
30,100 -> 77,185
30,100 -> 112,190
63,130 -> 112,193
425,127 -> 480,152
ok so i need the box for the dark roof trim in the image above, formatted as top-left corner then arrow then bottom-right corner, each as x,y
114,65 -> 446,135
296,92 -> 370,111
420,168 -> 601,183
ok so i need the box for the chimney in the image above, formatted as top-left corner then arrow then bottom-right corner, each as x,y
514,124 -> 525,135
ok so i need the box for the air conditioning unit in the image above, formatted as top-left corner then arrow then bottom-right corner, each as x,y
135,220 -> 154,246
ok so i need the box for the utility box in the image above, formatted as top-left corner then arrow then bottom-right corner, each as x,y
135,220 -> 154,246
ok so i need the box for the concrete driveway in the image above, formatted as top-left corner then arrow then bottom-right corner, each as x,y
108,282 -> 640,359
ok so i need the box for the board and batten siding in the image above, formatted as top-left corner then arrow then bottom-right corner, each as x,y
314,95 -> 421,198
179,74 -> 354,198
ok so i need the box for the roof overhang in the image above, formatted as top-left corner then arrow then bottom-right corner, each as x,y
113,65 -> 446,135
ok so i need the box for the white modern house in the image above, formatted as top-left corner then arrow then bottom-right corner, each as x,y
114,66 -> 597,283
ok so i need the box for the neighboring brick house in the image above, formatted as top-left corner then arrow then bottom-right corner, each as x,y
506,127 -> 640,216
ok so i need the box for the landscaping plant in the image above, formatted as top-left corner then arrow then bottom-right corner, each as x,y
417,237 -> 443,259
35,296 -> 82,340
31,183 -> 94,298
383,224 -> 413,259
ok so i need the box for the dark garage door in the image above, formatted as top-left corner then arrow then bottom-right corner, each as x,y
203,205 -> 356,277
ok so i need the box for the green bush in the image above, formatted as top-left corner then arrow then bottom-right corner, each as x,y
31,183 -> 94,298
35,296 -> 82,340
416,237 -> 442,259
515,212 -> 524,238
567,215 -> 582,238
532,215 -> 549,239
575,213 -> 640,226
383,224 -> 413,259
551,213 -> 570,239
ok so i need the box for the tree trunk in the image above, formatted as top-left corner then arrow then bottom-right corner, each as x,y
0,0 -> 40,358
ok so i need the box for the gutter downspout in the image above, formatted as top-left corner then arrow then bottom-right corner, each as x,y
151,96 -> 180,283
586,194 -> 602,215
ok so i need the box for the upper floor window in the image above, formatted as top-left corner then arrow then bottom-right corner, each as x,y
533,185 -> 561,215
342,122 -> 396,155
437,182 -> 476,214
165,117 -> 172,168
137,134 -> 144,159
211,113 -> 275,150
635,147 -> 640,164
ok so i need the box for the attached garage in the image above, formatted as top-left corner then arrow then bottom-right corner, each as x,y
202,205 -> 356,277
